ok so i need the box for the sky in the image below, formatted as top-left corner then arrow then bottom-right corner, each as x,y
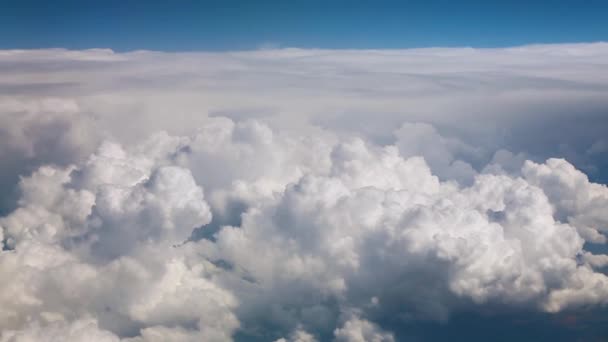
1,2 -> 608,342
1,0 -> 608,51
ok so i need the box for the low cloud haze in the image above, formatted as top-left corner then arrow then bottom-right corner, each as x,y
1,43 -> 608,341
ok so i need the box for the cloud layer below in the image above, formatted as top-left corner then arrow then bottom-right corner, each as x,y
1,43 -> 608,341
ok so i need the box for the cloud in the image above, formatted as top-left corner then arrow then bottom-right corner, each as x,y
0,97 -> 97,214
1,319 -> 119,342
334,314 -> 395,342
0,139 -> 237,340
1,44 -> 608,340
275,328 -> 318,342
522,158 -> 608,243
394,122 -> 480,184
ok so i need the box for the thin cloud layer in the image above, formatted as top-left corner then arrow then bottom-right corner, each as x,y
1,44 -> 608,341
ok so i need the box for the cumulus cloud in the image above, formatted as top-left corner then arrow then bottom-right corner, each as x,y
334,315 -> 395,342
1,319 -> 119,342
522,158 -> 608,243
1,44 -> 608,340
275,328 -> 318,342
0,97 -> 97,214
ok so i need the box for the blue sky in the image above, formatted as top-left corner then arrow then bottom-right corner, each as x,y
1,0 -> 607,51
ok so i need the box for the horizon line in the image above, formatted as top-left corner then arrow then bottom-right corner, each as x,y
3,40 -> 608,54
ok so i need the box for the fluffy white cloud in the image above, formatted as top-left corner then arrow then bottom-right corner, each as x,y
0,138 -> 237,340
394,122 -> 480,184
204,136 -> 606,324
1,318 -> 119,342
275,328 -> 318,342
522,158 -> 608,243
2,116 -> 608,339
1,44 -> 608,340
0,97 -> 97,214
334,315 -> 394,342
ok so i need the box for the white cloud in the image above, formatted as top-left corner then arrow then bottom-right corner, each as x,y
522,158 -> 608,243
334,314 -> 394,342
1,44 -> 608,340
275,327 -> 318,342
1,318 -> 119,342
394,122 -> 480,184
